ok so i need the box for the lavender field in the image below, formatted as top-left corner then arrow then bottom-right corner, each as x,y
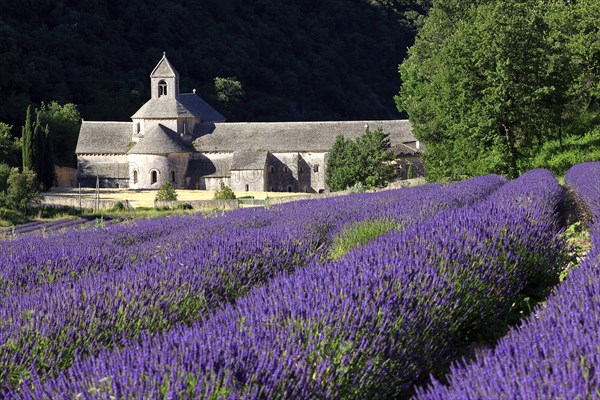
0,167 -> 595,399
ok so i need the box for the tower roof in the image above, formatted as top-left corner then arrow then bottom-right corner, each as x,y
150,52 -> 179,79
128,124 -> 194,154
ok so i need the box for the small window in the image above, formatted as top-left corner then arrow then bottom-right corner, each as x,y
158,80 -> 168,97
269,166 -> 275,174
133,170 -> 138,184
136,123 -> 141,134
305,186 -> 309,193
299,166 -> 304,173
283,166 -> 288,173
245,184 -> 249,192
151,170 -> 158,184
287,185 -> 292,192
313,164 -> 319,173
171,170 -> 176,183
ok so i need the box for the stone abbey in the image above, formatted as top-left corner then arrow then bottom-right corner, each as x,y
76,54 -> 420,192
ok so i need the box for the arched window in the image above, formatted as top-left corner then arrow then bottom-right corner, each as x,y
283,166 -> 288,173
151,170 -> 158,185
158,80 -> 168,97
287,185 -> 292,192
171,170 -> 176,183
133,170 -> 138,184
269,166 -> 274,174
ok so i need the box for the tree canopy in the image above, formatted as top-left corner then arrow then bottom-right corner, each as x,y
397,0 -> 599,180
326,128 -> 395,191
0,0 -> 431,132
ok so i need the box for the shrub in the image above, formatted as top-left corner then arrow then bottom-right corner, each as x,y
110,202 -> 125,212
155,182 -> 177,202
214,184 -> 236,200
176,203 -> 193,210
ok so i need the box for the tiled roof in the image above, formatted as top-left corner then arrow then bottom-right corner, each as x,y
231,151 -> 268,170
75,121 -> 132,154
150,54 -> 179,78
131,94 -> 225,121
128,124 -> 194,154
186,154 -> 232,178
194,120 -> 414,153
179,94 -> 226,122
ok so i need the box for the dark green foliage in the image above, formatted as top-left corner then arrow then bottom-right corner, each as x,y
325,135 -> 359,191
37,102 -> 81,168
21,106 -> 34,170
528,126 -> 600,177
0,163 -> 11,193
0,123 -> 19,166
397,0 -> 598,181
155,182 -> 178,202
23,107 -> 55,190
110,202 -> 126,212
0,0 -> 427,128
6,167 -> 41,212
176,203 -> 193,210
214,184 -> 236,200
326,128 -> 395,191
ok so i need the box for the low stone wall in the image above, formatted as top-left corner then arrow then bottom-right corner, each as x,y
155,199 -> 239,211
40,195 -> 128,210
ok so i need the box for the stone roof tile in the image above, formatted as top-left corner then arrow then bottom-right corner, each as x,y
128,124 -> 194,154
231,151 -> 268,170
194,120 -> 414,153
75,121 -> 132,154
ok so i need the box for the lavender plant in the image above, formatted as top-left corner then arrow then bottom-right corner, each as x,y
7,170 -> 565,399
0,176 -> 507,393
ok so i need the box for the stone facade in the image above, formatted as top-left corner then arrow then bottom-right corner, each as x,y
76,54 -> 422,192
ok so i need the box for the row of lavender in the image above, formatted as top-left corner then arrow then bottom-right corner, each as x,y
414,162 -> 600,399
8,169 -> 568,399
0,176 -> 506,393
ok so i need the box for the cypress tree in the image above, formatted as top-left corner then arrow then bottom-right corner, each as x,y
21,105 -> 34,170
32,109 -> 43,178
39,124 -> 54,190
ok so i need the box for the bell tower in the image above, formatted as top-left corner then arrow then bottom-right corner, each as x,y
150,52 -> 180,100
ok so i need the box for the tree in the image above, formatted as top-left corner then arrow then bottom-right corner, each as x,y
356,128 -> 395,187
6,167 -> 40,212
38,101 -> 81,167
214,77 -> 245,118
0,123 -> 19,166
0,163 -> 11,193
21,105 -> 34,170
21,106 -> 55,190
397,0 -> 574,180
155,182 -> 178,202
325,135 -> 359,191
326,128 -> 395,191
214,184 -> 236,200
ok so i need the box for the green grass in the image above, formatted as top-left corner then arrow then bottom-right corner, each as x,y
329,218 -> 401,260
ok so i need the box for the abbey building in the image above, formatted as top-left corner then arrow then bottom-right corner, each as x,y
76,54 -> 421,193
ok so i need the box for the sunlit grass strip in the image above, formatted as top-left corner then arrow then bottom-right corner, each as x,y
328,218 -> 401,260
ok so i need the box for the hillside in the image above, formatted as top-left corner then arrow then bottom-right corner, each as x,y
0,0 -> 429,128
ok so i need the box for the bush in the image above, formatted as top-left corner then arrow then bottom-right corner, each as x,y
214,184 -> 236,200
110,202 -> 125,212
7,167 -> 41,212
155,182 -> 178,202
176,203 -> 193,210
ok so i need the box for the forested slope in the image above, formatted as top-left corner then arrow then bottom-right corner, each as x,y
0,0 -> 428,128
